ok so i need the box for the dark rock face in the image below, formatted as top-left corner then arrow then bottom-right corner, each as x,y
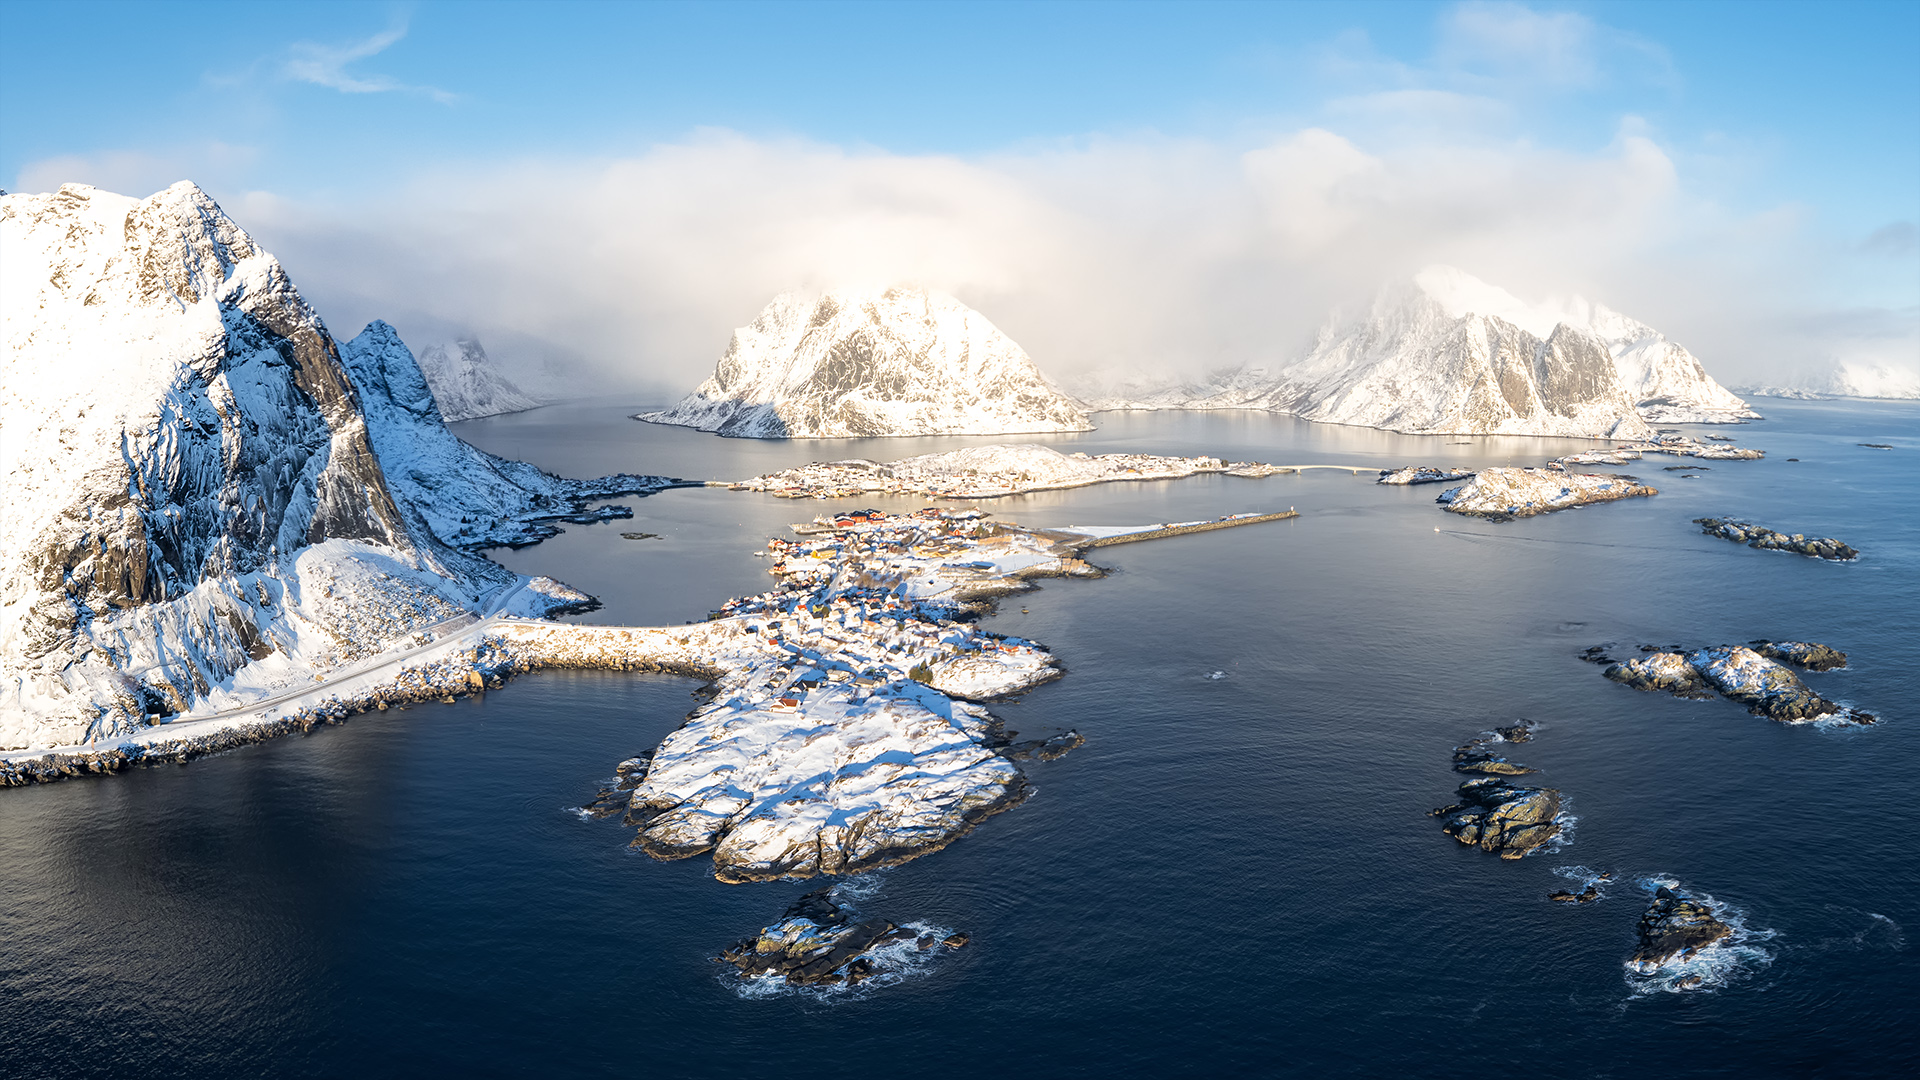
1549,885 -> 1601,903
1435,777 -> 1563,859
1694,517 -> 1858,561
715,887 -> 960,987
1749,640 -> 1847,671
1628,887 -> 1734,973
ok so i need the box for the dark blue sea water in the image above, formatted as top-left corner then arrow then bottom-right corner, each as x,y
3,400 -> 1916,1077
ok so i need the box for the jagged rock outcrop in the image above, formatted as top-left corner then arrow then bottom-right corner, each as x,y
413,337 -> 543,421
1433,776 -> 1564,859
640,287 -> 1091,438
715,886 -> 964,988
1628,886 -> 1735,974
1436,468 -> 1656,521
1077,267 -> 1755,436
1695,518 -> 1858,561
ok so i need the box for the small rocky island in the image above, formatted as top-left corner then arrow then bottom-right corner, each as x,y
715,886 -> 965,988
1434,777 -> 1565,858
1437,467 -> 1656,521
1593,640 -> 1874,724
1628,886 -> 1735,976
1694,518 -> 1859,561
1433,722 -> 1563,859
1377,466 -> 1475,486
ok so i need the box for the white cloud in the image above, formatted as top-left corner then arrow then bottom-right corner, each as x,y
281,22 -> 454,103
1437,2 -> 1602,87
211,119 -> 1912,400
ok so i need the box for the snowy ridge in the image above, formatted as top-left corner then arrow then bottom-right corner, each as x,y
1078,266 -> 1756,436
641,287 -> 1091,438
0,182 -> 672,751
415,337 -> 544,421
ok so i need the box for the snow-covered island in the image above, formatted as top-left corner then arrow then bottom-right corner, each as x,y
728,443 -> 1302,500
414,337 -> 544,421
1078,266 -> 1757,438
1436,468 -> 1658,521
641,287 -> 1091,438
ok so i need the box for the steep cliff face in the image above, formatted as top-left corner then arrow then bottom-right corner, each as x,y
414,337 -> 543,421
641,287 -> 1091,438
0,183 -> 668,751
1079,267 -> 1753,437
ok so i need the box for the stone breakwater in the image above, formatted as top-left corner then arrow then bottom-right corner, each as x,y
1437,468 -> 1657,521
1694,518 -> 1859,561
1588,639 -> 1874,725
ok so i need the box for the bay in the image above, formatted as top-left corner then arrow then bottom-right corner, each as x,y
3,399 -> 1915,1077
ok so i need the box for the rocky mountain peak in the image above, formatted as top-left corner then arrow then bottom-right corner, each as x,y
644,286 -> 1091,438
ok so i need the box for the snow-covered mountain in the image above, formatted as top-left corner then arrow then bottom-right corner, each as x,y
0,182 -> 669,751
642,287 -> 1091,438
1739,360 -> 1920,401
414,336 -> 543,421
1080,267 -> 1756,438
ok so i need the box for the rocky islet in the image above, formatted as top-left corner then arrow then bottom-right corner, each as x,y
1594,639 -> 1873,724
1694,517 -> 1859,561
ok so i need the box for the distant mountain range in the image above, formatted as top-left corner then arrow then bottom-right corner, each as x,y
640,287 -> 1091,438
414,337 -> 544,421
1076,266 -> 1757,439
1738,360 -> 1920,401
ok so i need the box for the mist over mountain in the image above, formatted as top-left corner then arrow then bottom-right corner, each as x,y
1076,267 -> 1755,438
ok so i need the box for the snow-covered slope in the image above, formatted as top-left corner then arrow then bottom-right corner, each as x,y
1080,267 -> 1756,436
414,337 -> 543,421
1739,361 -> 1920,401
0,182 -> 670,751
641,287 -> 1091,438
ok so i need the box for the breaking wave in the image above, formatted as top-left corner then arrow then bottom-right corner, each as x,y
1623,875 -> 1776,996
723,872 -> 960,1003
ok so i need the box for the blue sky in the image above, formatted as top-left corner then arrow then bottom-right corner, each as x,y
5,1 -> 1915,388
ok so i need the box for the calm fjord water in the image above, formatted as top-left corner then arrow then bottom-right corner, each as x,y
3,401 -> 1916,1077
